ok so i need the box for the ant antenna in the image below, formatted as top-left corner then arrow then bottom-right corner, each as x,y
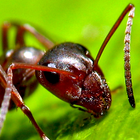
94,4 -> 135,108
124,7 -> 135,107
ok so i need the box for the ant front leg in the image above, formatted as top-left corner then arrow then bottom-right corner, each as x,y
0,62 -> 76,139
0,66 -> 9,133
0,65 -> 49,140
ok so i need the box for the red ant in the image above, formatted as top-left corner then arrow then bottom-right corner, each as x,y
0,3 -> 135,140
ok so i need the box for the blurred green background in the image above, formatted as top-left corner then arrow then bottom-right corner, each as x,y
0,0 -> 140,140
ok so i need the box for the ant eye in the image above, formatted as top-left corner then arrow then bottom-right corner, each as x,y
44,71 -> 60,84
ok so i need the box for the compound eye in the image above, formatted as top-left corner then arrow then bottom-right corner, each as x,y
44,71 -> 60,84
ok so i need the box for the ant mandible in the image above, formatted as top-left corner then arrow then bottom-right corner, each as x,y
0,3 -> 135,140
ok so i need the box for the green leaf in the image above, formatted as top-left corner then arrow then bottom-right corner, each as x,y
0,0 -> 140,140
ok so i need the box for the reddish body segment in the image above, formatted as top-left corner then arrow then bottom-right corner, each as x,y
36,42 -> 111,116
0,47 -> 44,109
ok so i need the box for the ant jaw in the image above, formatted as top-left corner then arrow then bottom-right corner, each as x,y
71,103 -> 108,118
75,71 -> 111,117
86,100 -> 110,118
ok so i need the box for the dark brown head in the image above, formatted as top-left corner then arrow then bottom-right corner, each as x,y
36,42 -> 111,117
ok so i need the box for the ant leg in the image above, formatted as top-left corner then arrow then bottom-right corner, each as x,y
0,62 -> 77,139
1,22 -> 26,53
2,22 -> 54,50
0,65 -> 49,140
6,22 -> 55,49
111,86 -> 123,94
11,88 -> 49,140
94,4 -> 135,107
1,22 -> 11,52
0,66 -> 7,88
0,65 -> 11,134
15,24 -> 54,49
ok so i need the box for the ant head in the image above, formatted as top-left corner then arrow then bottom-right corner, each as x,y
36,42 -> 111,117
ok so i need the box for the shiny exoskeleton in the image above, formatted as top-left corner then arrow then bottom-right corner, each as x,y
0,4 -> 135,140
36,42 -> 111,116
0,47 -> 44,109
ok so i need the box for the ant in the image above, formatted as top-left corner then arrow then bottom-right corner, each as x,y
0,3 -> 135,140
